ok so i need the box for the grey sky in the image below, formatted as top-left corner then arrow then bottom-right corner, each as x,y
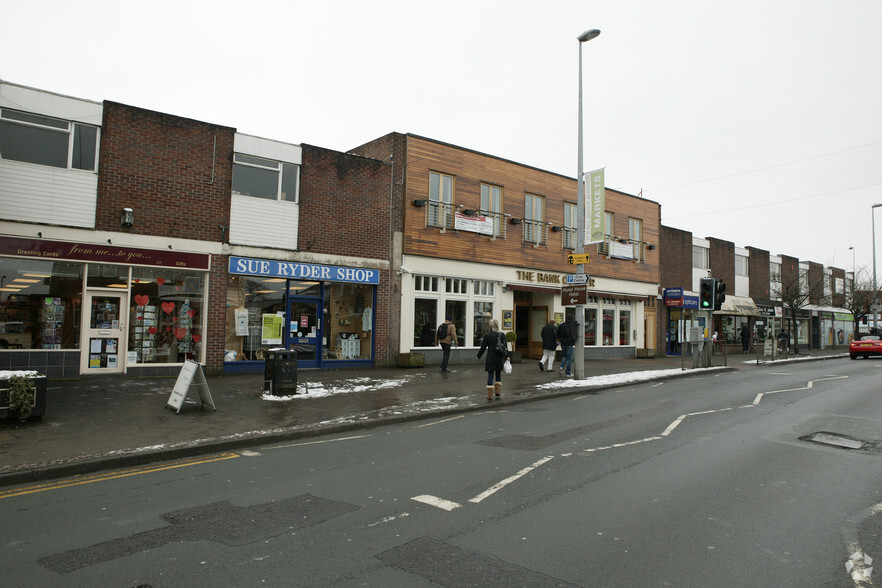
4,1 -> 881,277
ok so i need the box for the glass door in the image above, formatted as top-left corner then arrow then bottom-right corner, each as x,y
81,291 -> 128,374
287,299 -> 320,368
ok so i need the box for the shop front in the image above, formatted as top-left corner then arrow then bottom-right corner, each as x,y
663,287 -> 702,355
0,236 -> 209,377
225,256 -> 379,372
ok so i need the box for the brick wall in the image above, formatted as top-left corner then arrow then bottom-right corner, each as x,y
747,247 -> 770,299
299,144 -> 399,365
97,102 -> 234,240
708,237 -> 734,287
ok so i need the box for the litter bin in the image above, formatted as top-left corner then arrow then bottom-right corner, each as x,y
264,349 -> 298,395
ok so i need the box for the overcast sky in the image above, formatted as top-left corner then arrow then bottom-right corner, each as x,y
4,1 -> 882,278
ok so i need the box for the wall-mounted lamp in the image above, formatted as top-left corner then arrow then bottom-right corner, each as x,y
551,226 -> 562,232
509,218 -> 522,225
647,244 -> 656,250
463,209 -> 476,216
412,199 -> 427,207
121,208 -> 134,227
37,232 -> 43,238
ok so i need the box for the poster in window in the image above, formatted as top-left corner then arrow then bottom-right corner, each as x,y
502,310 -> 513,330
261,313 -> 283,345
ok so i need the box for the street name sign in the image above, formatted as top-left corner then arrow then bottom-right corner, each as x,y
566,253 -> 590,265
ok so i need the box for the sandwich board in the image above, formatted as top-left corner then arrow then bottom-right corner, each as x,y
166,360 -> 216,413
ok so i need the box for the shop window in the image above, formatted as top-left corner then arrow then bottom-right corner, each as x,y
414,298 -> 439,347
0,258 -> 83,350
619,309 -> 631,345
131,268 -> 204,364
584,308 -> 597,346
0,109 -> 99,171
473,301 -> 493,346
445,300 -> 467,347
225,275 -> 285,362
232,153 -> 299,202
602,309 -> 614,345
325,283 -> 373,360
86,264 -> 129,289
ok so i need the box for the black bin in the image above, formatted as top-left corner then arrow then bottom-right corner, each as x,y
264,349 -> 298,395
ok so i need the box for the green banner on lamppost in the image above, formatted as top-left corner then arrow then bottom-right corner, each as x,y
584,167 -> 605,245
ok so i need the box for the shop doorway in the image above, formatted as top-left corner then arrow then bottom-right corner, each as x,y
287,298 -> 320,368
81,290 -> 128,374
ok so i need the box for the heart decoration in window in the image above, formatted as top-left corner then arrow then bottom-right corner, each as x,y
148,326 -> 157,335
192,334 -> 202,343
156,277 -> 166,285
161,301 -> 175,314
134,294 -> 150,307
187,309 -> 196,317
174,327 -> 188,340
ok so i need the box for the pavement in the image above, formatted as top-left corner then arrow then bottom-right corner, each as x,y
0,348 -> 849,487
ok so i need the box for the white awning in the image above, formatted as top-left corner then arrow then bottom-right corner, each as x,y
715,295 -> 761,316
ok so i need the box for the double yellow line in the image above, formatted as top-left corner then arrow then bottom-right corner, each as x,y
0,452 -> 240,499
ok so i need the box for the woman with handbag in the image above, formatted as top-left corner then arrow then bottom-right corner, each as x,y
477,319 -> 510,400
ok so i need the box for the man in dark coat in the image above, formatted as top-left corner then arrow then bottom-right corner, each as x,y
538,319 -> 558,372
557,315 -> 578,376
477,319 -> 509,400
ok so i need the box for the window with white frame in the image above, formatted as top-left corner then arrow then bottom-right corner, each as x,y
474,280 -> 495,296
232,154 -> 299,202
770,261 -> 782,283
446,278 -> 468,294
429,171 -> 454,228
735,255 -> 749,276
0,109 -> 99,171
414,275 -> 439,292
628,217 -> 643,260
563,202 -> 577,249
605,212 -> 614,238
692,246 -> 709,269
524,193 -> 545,244
480,183 -> 503,237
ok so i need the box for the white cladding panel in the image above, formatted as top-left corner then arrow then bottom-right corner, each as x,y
229,194 -> 299,249
0,160 -> 97,227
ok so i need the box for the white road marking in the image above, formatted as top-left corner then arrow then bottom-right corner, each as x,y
469,456 -> 554,503
411,495 -> 462,511
415,415 -> 465,428
580,437 -> 661,453
265,434 -> 371,450
239,450 -> 262,457
367,512 -> 410,527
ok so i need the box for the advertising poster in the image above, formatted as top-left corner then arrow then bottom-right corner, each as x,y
261,313 -> 283,345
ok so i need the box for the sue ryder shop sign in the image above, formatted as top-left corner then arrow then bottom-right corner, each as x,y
229,256 -> 380,284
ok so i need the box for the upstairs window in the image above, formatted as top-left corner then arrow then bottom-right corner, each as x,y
0,109 -> 98,171
524,193 -> 545,244
480,183 -> 503,237
232,154 -> 299,202
735,254 -> 749,276
563,202 -> 577,249
692,246 -> 709,269
428,171 -> 454,228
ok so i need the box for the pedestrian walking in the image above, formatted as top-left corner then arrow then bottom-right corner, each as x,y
740,324 -> 751,354
557,315 -> 577,376
538,318 -> 558,373
437,315 -> 456,372
477,319 -> 509,400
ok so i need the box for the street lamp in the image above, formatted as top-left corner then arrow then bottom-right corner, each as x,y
574,28 -> 601,380
874,204 -> 882,331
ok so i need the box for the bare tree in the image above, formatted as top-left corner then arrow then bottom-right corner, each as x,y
843,266 -> 876,338
772,270 -> 827,354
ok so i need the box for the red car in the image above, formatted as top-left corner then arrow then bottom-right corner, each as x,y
849,335 -> 882,359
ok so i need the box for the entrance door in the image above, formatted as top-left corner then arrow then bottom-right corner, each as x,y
287,299 -> 320,368
81,291 -> 128,374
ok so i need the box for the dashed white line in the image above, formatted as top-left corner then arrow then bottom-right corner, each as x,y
367,512 -> 410,527
415,415 -> 465,428
265,434 -> 371,450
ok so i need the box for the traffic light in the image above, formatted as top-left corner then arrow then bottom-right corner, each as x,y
714,279 -> 727,311
699,277 -> 715,310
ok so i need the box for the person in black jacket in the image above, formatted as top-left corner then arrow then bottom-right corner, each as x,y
557,315 -> 578,376
477,319 -> 509,400
538,319 -> 558,373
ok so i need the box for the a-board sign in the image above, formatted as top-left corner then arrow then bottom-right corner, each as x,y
561,284 -> 587,306
166,360 -> 216,413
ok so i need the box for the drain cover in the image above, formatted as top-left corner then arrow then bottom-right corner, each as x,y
808,432 -> 867,450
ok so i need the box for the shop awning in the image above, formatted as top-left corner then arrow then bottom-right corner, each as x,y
505,284 -> 560,294
715,295 -> 761,316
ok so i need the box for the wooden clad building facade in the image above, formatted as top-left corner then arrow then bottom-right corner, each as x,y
352,133 -> 661,364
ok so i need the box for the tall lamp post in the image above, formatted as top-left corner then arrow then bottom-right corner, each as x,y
574,28 -> 601,380
874,204 -> 882,331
